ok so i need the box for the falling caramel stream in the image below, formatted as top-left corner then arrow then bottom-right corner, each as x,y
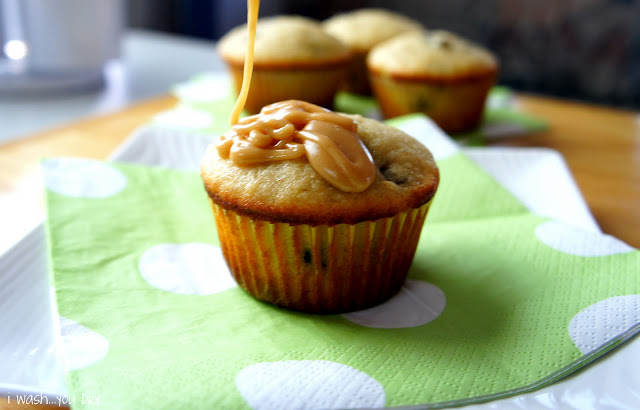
222,0 -> 376,193
229,0 -> 260,125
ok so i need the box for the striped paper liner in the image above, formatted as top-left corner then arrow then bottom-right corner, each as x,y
210,199 -> 432,314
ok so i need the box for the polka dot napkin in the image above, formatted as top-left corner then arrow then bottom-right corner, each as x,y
43,114 -> 639,409
43,74 -> 638,409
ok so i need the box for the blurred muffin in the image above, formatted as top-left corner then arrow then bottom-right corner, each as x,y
368,30 -> 499,133
201,100 -> 439,314
323,8 -> 424,95
217,16 -> 351,114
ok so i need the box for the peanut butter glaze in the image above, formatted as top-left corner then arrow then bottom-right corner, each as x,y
216,100 -> 376,192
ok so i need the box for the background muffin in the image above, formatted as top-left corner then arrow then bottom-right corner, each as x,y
201,104 -> 439,314
368,30 -> 499,133
217,16 -> 351,114
322,8 -> 424,95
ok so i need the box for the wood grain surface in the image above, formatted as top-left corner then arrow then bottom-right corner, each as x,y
506,94 -> 640,247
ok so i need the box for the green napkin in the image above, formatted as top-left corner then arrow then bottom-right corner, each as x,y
162,74 -> 547,146
44,127 -> 639,408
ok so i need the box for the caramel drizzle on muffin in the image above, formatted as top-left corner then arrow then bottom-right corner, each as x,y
217,100 -> 376,193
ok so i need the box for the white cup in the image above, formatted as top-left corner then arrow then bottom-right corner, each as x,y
0,0 -> 123,92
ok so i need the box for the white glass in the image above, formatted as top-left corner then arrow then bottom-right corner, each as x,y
0,0 -> 123,94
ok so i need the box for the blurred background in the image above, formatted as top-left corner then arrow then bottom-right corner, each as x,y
127,0 -> 640,109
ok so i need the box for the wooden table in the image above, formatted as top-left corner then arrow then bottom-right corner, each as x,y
506,95 -> 640,247
0,93 -> 639,409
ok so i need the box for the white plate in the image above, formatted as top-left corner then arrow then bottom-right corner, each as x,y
0,122 -> 636,408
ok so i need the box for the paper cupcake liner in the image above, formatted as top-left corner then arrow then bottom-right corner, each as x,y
210,200 -> 432,314
370,72 -> 495,133
342,51 -> 372,95
227,65 -> 348,114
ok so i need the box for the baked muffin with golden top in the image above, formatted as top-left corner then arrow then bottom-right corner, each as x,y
368,30 -> 499,133
218,16 -> 351,113
322,8 -> 424,94
201,100 -> 439,314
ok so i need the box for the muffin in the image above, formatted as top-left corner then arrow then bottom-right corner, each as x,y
217,16 -> 352,114
368,30 -> 499,133
322,8 -> 424,95
201,100 -> 439,314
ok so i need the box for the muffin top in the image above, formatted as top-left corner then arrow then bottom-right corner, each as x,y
217,15 -> 351,68
322,8 -> 424,54
368,30 -> 498,81
201,102 -> 439,226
